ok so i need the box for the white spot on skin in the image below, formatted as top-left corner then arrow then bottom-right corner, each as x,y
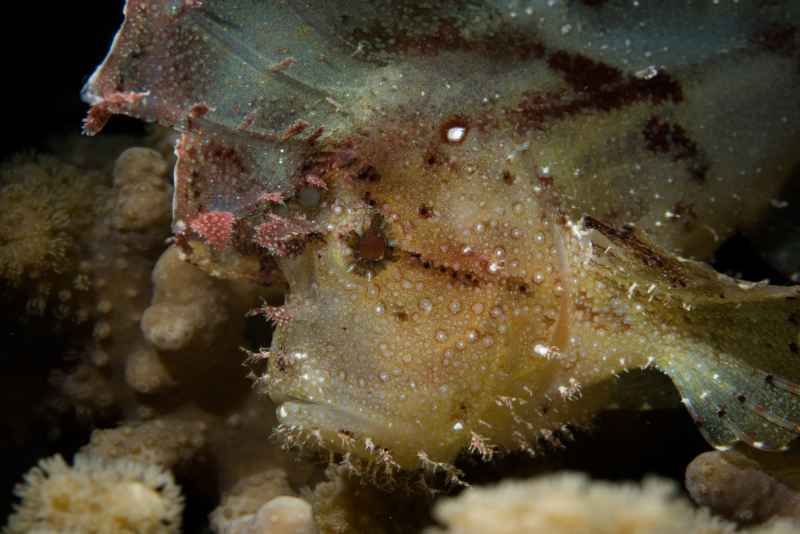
446,126 -> 466,143
533,343 -> 550,358
419,299 -> 433,314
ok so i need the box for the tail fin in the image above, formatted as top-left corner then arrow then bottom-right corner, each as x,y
582,217 -> 800,452
657,287 -> 800,451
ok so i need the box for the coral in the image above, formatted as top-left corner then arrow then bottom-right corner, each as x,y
307,465 -> 431,534
0,154 -> 107,318
214,493 -> 318,534
686,450 -> 800,525
141,244 -> 252,355
209,469 -> 320,534
3,138 -> 309,533
111,147 -> 172,233
248,496 -> 318,534
124,346 -> 176,395
53,363 -> 118,418
5,453 -> 183,534
45,145 -> 174,417
425,472 -> 800,534
37,145 -> 271,419
210,469 -> 295,532
81,414 -> 208,469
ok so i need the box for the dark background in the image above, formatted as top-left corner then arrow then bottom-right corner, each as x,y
0,1 -> 129,524
2,2 -> 129,159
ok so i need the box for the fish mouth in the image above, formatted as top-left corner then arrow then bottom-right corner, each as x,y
275,399 -> 388,441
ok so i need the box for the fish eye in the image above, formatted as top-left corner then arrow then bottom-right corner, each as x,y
345,214 -> 394,277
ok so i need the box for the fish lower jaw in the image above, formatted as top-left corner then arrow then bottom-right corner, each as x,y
273,400 -> 457,469
275,400 -> 388,448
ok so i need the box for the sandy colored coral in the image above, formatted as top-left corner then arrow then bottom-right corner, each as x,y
306,465 -> 431,534
46,145 -> 174,416
124,346 -> 176,394
425,472 -> 800,534
54,363 -> 118,417
686,450 -> 800,525
3,137 -> 314,533
142,245 -> 239,353
209,469 -> 319,534
43,144 -> 270,417
0,154 -> 107,318
250,496 -> 318,534
211,469 -> 295,531
82,413 -> 208,469
111,147 -> 171,232
5,453 -> 183,534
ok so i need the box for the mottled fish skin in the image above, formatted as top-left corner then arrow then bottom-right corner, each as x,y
85,1 -> 800,474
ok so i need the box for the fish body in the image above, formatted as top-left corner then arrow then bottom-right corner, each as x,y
85,0 -> 800,473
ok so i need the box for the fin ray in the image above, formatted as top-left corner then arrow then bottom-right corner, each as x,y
663,346 -> 800,451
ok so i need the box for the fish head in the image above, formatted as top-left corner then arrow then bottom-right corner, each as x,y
261,125 -> 570,469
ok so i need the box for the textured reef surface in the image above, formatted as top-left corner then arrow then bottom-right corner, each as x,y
3,0 -> 800,532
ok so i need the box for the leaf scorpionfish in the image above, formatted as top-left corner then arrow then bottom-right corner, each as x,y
84,0 -> 800,480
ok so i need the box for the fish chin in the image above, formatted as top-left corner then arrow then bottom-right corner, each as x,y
276,400 -> 377,437
273,399 -> 427,469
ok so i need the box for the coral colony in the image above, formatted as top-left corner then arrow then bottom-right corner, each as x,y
3,1 -> 800,533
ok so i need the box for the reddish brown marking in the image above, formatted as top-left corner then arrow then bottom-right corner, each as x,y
306,126 -> 325,145
547,51 -> 683,107
423,147 -> 442,167
642,116 -> 708,182
538,173 -> 554,188
305,174 -> 328,190
353,165 -> 381,183
584,216 -> 689,287
332,147 -> 359,169
280,120 -> 310,141
238,109 -> 259,131
254,214 -> 316,257
189,102 -> 211,118
752,23 -> 797,55
201,142 -> 248,176
642,116 -> 697,155
350,15 -> 545,61
82,91 -> 150,135
270,57 -> 297,73
507,51 -> 683,133
83,106 -> 113,135
189,210 -> 235,251
418,205 -> 433,218
258,191 -> 285,204
547,51 -> 623,91
252,304 -> 293,328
